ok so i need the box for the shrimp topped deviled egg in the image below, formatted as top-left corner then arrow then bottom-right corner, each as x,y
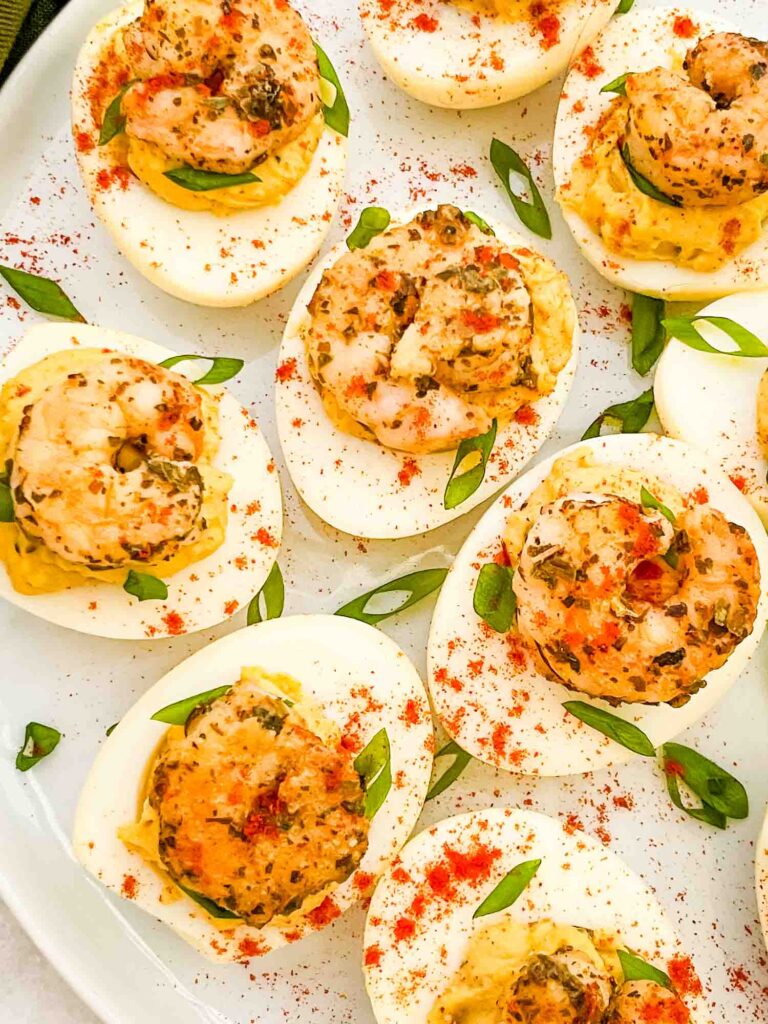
74,615 -> 433,960
428,433 -> 768,776
277,205 -> 578,538
364,808 -> 704,1024
553,8 -> 768,299
359,0 -> 622,109
72,0 -> 349,305
0,323 -> 282,639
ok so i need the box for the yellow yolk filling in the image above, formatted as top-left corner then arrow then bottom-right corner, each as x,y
560,100 -> 768,273
0,348 -> 231,595
428,919 -> 623,1023
125,111 -> 325,216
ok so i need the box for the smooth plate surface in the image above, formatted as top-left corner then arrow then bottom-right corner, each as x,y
0,0 -> 767,1022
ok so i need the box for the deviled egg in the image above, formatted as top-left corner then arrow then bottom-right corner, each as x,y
276,204 -> 578,538
364,807 -> 704,1023
427,433 -> 768,776
553,7 -> 768,300
359,0 -> 621,109
655,291 -> 768,527
71,0 -> 348,306
758,808 -> 768,952
0,322 -> 282,639
73,615 -> 433,960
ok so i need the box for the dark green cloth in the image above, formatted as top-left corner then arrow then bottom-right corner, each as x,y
0,0 -> 69,85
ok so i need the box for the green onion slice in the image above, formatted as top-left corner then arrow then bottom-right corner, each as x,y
178,883 -> 240,919
158,353 -> 244,385
98,80 -> 136,145
444,418 -> 497,510
123,570 -> 168,603
163,167 -> 260,192
618,949 -> 672,989
662,742 -> 748,820
16,722 -> 61,771
464,210 -> 495,235
335,567 -> 448,626
581,388 -> 654,441
616,0 -> 635,11
631,293 -> 666,376
347,206 -> 391,250
473,563 -> 516,633
600,72 -> 631,95
563,701 -> 656,757
151,685 -> 232,726
490,139 -> 552,239
0,265 -> 84,322
426,740 -> 472,801
314,41 -> 350,137
247,562 -> 285,626
620,144 -> 681,207
474,859 -> 541,919
640,486 -> 675,525
662,315 -> 768,358
354,728 -> 391,818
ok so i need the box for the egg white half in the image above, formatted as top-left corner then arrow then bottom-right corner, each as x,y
552,6 -> 768,301
364,807 -> 707,1024
655,291 -> 768,528
71,2 -> 347,307
427,433 -> 768,777
0,323 -> 283,639
359,0 -> 620,109
275,211 -> 579,539
73,614 -> 434,961
757,808 -> 768,952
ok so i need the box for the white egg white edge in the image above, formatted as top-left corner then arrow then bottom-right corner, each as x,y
72,614 -> 434,962
0,322 -> 283,639
71,1 -> 348,308
275,208 -> 580,539
756,808 -> 768,950
656,290 -> 768,528
427,432 -> 768,777
359,0 -> 620,109
363,807 -> 710,1024
552,5 -> 768,301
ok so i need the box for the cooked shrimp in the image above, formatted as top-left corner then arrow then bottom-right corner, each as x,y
11,354 -> 206,568
120,0 -> 322,174
305,205 -> 574,455
498,948 -> 613,1023
513,495 -> 760,705
625,32 -> 768,207
151,680 -> 368,926
607,980 -> 691,1024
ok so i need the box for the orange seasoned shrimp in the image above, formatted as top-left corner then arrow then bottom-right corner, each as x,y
513,495 -> 760,705
120,0 -> 322,174
498,949 -> 613,1023
607,980 -> 691,1024
305,205 -> 574,455
11,354 -> 206,568
151,678 -> 368,925
625,32 -> 768,206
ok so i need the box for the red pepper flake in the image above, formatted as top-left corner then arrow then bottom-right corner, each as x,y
162,611 -> 185,636
401,698 -> 421,726
238,937 -> 267,958
392,866 -> 412,885
513,404 -> 539,426
219,7 -> 246,30
499,251 -> 520,270
250,119 -> 271,137
672,15 -> 697,38
690,486 -> 709,505
307,895 -> 341,928
462,309 -> 501,333
474,245 -> 495,266
564,813 -> 584,835
364,943 -> 383,967
354,871 -> 375,893
344,374 -> 369,399
394,916 -> 416,941
574,45 -> 603,79
492,722 -> 511,756
75,131 -> 94,153
730,474 -> 747,492
411,13 -> 438,32
275,357 -> 297,382
398,457 -> 421,487
254,527 -> 278,547
721,217 -> 742,256
121,874 -> 138,899
667,955 -> 702,997
224,599 -> 239,616
374,269 -> 398,290
534,7 -> 561,51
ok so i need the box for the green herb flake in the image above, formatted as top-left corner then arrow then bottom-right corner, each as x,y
15,722 -> 61,771
99,80 -> 137,145
163,167 -> 260,192
473,562 -> 516,633
178,883 -> 240,919
247,562 -> 285,626
151,685 -> 232,726
0,265 -> 85,322
353,728 -> 391,818
444,418 -> 498,510
618,949 -> 672,989
464,210 -> 495,235
123,570 -> 168,603
640,486 -> 676,525
563,701 -> 656,757
347,207 -> 391,250
616,0 -> 635,13
490,139 -> 552,239
581,388 -> 654,440
662,742 -> 748,821
600,72 -> 631,95
335,567 -> 448,626
621,144 -> 681,207
662,315 -> 768,358
314,41 -> 350,137
426,740 -> 473,801
474,859 -> 541,919
158,353 -> 244,385
631,293 -> 666,376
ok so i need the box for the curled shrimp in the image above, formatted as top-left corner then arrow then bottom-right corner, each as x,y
498,948 -> 613,1023
10,354 -> 207,568
120,0 -> 322,174
305,205 -> 574,456
625,32 -> 768,206
607,980 -> 690,1024
512,495 -> 760,706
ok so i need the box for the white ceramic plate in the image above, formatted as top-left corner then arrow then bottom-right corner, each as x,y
0,0 -> 767,1022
